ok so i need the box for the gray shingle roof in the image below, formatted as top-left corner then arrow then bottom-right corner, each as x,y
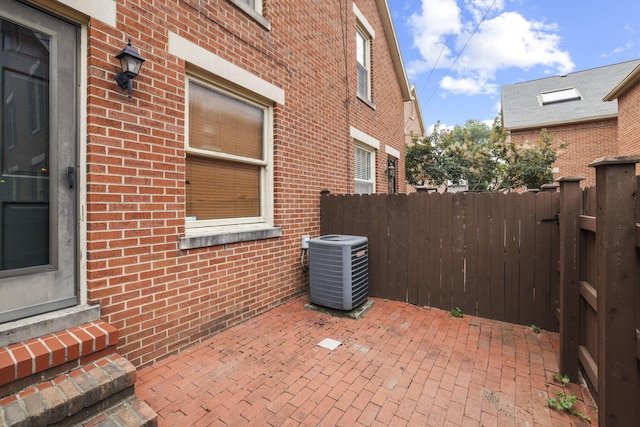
502,59 -> 640,130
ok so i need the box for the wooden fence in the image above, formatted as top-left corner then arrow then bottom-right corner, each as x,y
320,155 -> 640,425
320,188 -> 561,332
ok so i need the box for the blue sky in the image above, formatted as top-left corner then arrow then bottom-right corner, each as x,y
387,0 -> 640,131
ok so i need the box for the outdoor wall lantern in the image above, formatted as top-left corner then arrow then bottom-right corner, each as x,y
115,40 -> 145,100
386,159 -> 396,178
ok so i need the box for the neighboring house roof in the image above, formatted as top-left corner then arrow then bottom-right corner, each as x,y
405,84 -> 426,139
502,59 -> 640,130
603,62 -> 640,101
409,84 -> 426,136
376,0 -> 411,102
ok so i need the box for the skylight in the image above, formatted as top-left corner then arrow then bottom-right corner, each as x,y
539,88 -> 581,105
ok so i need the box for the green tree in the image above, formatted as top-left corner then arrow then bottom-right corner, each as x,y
406,115 -> 562,191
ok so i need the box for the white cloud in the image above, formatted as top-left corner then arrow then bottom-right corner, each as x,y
407,0 -> 574,95
440,75 -> 497,95
408,0 -> 461,70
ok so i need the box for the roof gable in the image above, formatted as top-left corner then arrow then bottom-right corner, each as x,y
502,59 -> 640,130
603,63 -> 640,101
375,0 -> 411,101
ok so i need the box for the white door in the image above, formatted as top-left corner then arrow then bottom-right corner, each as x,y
0,0 -> 77,322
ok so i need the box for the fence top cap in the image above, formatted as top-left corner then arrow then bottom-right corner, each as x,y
589,155 -> 640,167
556,176 -> 585,182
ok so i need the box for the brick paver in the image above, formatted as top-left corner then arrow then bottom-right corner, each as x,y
136,297 -> 597,426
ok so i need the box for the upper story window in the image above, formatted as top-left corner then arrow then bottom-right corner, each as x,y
238,0 -> 262,14
353,3 -> 375,103
356,27 -> 371,101
228,0 -> 270,30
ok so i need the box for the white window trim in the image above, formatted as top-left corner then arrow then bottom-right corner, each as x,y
385,145 -> 400,158
46,0 -> 116,27
168,32 -> 284,105
169,33 -> 283,249
352,3 -> 375,39
350,126 -> 380,150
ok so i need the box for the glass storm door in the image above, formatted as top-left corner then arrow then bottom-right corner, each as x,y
0,0 -> 77,323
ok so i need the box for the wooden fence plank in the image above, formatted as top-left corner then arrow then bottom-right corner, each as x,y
490,193 -> 506,321
504,192 -> 521,324
534,192 -> 553,331
394,195 -> 410,302
418,194 -> 431,306
477,193 -> 492,318
549,191 -> 561,331
367,195 -> 388,298
407,194 -> 421,304
440,193 -> 454,310
451,193 -> 466,312
387,195 -> 401,301
428,193 -> 443,309
518,192 -> 536,326
464,192 -> 478,316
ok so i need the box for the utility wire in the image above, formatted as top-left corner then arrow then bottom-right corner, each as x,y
421,0 -> 498,113
403,0 -> 470,132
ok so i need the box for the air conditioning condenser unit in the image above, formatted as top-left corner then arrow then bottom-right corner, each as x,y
308,234 -> 368,310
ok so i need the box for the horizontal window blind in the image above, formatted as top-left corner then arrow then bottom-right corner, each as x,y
189,82 -> 263,160
186,155 -> 260,220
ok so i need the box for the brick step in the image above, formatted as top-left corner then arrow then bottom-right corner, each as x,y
0,354 -> 156,427
0,320 -> 119,397
78,395 -> 157,427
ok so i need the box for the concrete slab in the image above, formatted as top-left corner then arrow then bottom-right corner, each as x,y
304,299 -> 375,320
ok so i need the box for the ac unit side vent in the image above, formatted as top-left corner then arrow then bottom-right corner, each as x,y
309,235 -> 369,310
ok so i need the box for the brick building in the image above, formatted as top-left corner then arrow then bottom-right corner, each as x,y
0,0 -> 411,422
501,59 -> 640,186
604,62 -> 640,155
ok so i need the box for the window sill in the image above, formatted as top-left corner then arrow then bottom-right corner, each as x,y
179,225 -> 282,250
357,95 -> 376,110
228,0 -> 271,31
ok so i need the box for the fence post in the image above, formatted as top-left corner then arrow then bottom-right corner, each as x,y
557,177 -> 583,381
590,155 -> 640,426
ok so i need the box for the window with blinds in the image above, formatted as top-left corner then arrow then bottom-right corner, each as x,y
186,80 -> 266,222
354,145 -> 374,194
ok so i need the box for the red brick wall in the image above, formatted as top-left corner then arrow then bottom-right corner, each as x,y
82,0 -> 406,366
617,86 -> 640,156
509,118 -> 618,187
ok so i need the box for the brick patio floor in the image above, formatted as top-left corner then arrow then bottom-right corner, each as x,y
135,297 -> 597,426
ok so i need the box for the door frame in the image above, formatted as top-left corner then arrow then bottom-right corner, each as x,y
0,0 -> 88,322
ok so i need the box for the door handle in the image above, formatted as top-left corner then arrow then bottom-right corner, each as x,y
67,166 -> 75,189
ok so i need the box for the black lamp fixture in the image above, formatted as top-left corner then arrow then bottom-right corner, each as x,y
386,158 -> 396,178
115,39 -> 145,100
